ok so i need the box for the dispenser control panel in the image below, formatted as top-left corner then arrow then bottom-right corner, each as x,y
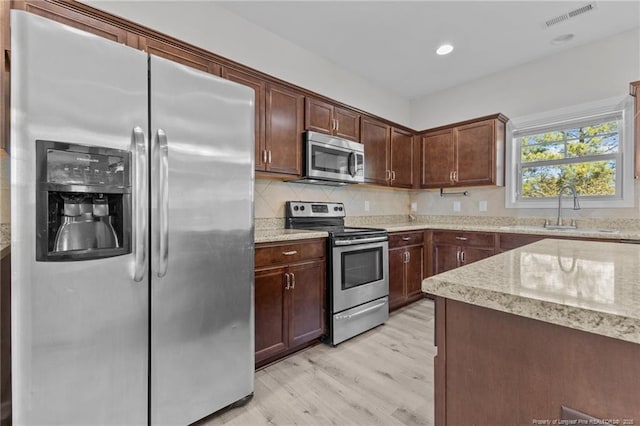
46,149 -> 127,186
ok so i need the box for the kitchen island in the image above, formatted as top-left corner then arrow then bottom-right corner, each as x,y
422,239 -> 640,425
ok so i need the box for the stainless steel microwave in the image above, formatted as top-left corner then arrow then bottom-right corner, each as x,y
292,131 -> 365,185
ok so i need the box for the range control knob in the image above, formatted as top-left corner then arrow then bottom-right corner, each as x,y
293,205 -> 299,211
338,207 -> 343,211
334,206 -> 339,211
300,205 -> 305,211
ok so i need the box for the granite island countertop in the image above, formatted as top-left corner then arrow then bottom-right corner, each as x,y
422,238 -> 640,344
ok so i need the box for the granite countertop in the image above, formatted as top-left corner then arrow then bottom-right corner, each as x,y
254,216 -> 640,243
254,228 -> 328,244
374,221 -> 640,240
422,238 -> 640,344
0,223 -> 9,259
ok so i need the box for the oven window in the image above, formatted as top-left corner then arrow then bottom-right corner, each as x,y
341,247 -> 383,290
311,145 -> 349,174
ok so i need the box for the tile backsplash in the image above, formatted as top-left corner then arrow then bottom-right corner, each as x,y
255,178 -> 640,223
254,179 -> 411,219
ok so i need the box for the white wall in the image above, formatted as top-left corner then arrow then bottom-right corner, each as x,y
409,28 -> 640,220
84,1 -> 412,127
410,28 -> 640,130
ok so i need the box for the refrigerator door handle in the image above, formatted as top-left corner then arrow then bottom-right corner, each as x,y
132,126 -> 148,282
156,128 -> 169,278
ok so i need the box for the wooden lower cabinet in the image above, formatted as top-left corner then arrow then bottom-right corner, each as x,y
254,239 -> 325,367
432,231 -> 495,275
435,297 -> 640,424
388,231 -> 424,311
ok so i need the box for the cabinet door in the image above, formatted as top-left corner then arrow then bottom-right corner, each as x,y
139,37 -> 222,76
288,261 -> 325,348
222,68 -> 266,171
455,120 -> 495,185
433,243 -> 459,275
265,83 -> 304,175
421,129 -> 455,188
405,245 -> 424,299
460,247 -> 494,266
361,117 -> 390,185
390,128 -> 414,188
388,248 -> 406,310
15,0 -> 131,44
254,267 -> 288,364
305,97 -> 334,134
334,106 -> 360,141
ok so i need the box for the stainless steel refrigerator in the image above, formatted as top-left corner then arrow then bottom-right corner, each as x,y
10,10 -> 255,425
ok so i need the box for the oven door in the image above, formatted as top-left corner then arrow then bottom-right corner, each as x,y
306,137 -> 364,183
332,240 -> 389,313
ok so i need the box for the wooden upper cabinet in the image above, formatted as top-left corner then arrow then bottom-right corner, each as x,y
265,83 -> 304,176
421,129 -> 455,187
334,106 -> 360,141
305,97 -> 360,141
305,97 -> 334,134
361,117 -> 390,185
13,1 -> 132,45
421,114 -> 507,189
455,119 -> 500,186
390,128 -> 414,188
139,37 -> 221,76
221,67 -> 267,171
361,116 -> 416,188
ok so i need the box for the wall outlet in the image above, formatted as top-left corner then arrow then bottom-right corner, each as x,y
364,200 -> 370,212
410,202 -> 418,212
453,201 -> 461,212
479,200 -> 488,212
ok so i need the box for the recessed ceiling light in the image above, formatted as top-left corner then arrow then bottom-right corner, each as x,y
551,33 -> 575,45
436,44 -> 454,55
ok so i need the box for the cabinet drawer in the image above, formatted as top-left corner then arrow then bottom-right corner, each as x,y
389,231 -> 424,248
432,231 -> 494,248
498,233 -> 545,251
255,239 -> 325,268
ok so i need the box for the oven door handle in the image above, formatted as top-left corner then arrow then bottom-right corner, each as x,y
334,236 -> 388,246
337,301 -> 388,320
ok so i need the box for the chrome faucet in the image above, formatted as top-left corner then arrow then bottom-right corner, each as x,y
544,185 -> 581,229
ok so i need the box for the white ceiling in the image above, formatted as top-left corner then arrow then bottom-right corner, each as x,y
218,1 -> 640,101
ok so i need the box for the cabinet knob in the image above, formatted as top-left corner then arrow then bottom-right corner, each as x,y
282,250 -> 298,256
455,236 -> 468,241
290,272 -> 296,289
402,237 -> 411,241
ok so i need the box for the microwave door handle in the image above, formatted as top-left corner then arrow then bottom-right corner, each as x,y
132,126 -> 148,282
348,152 -> 356,177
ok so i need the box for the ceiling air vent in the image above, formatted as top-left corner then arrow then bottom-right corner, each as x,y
544,2 -> 598,28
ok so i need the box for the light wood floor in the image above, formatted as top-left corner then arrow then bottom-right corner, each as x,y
205,299 -> 435,426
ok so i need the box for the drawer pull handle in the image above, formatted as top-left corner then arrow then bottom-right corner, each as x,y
401,237 -> 411,241
455,236 -> 468,241
282,250 -> 298,256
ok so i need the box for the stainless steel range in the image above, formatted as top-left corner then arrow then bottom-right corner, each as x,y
286,201 -> 389,345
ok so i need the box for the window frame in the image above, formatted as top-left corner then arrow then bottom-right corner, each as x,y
505,96 -> 635,209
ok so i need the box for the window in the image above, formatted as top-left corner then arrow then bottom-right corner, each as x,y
506,96 -> 635,208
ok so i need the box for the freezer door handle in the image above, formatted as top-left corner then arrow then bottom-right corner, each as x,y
132,126 -> 148,282
156,128 -> 169,278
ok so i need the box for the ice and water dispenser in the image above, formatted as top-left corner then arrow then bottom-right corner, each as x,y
36,140 -> 132,261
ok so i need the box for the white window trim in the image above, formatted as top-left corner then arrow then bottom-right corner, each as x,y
505,96 -> 635,209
